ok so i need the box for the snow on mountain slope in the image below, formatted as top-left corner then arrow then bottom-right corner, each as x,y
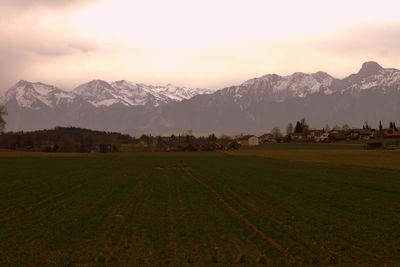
0,80 -> 76,109
218,61 -> 400,104
73,80 -> 130,107
220,71 -> 336,104
75,80 -> 213,107
2,62 -> 399,111
344,62 -> 400,93
0,79 -> 214,109
111,80 -> 213,106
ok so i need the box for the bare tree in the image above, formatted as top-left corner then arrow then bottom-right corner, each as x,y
286,123 -> 293,135
271,126 -> 282,138
300,118 -> 309,133
342,124 -> 350,131
324,124 -> 330,132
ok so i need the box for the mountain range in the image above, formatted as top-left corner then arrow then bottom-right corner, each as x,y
1,61 -> 400,136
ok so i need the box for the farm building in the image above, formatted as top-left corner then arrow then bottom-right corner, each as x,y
291,132 -> 308,142
259,133 -> 276,143
237,135 -> 259,146
307,130 -> 329,142
348,129 -> 360,140
315,132 -> 329,142
329,133 -> 346,141
357,129 -> 376,140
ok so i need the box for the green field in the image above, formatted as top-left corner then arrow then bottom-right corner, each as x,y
1,147 -> 400,266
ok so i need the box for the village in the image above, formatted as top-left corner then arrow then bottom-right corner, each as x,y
1,120 -> 400,153
144,120 -> 400,152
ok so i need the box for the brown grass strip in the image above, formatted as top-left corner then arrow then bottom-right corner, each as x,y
225,150 -> 400,171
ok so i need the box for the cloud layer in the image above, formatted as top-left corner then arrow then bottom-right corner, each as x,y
0,0 -> 399,92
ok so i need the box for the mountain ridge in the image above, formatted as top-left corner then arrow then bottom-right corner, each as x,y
1,61 -> 400,135
1,79 -> 213,109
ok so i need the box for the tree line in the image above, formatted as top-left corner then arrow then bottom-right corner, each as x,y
0,126 -> 134,152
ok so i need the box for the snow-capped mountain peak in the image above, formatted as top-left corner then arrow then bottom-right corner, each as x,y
1,80 -> 76,109
222,62 -> 400,104
343,62 -> 400,93
106,80 -> 213,107
73,80 -> 116,96
1,79 -> 214,109
73,80 -> 124,107
2,61 -> 398,112
73,80 -> 215,107
231,71 -> 335,103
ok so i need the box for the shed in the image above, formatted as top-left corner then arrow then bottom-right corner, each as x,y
99,144 -> 113,153
259,133 -> 276,143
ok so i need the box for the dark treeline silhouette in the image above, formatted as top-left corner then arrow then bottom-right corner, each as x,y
0,127 -> 134,152
0,127 -> 240,153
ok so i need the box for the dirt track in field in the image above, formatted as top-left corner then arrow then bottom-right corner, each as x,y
181,166 -> 294,262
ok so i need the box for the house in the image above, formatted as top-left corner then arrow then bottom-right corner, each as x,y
259,133 -> 276,143
237,135 -> 259,146
384,128 -> 400,137
348,129 -> 360,140
357,129 -> 376,140
308,130 -> 324,138
307,130 -> 329,142
315,132 -> 329,142
329,132 -> 346,141
291,132 -> 308,142
329,129 -> 347,135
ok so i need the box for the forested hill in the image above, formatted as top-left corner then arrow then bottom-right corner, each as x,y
0,127 -> 134,152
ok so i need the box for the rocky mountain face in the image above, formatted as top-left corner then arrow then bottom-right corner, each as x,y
149,61 -> 400,135
1,61 -> 400,136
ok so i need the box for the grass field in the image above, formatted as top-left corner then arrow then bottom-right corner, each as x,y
1,146 -> 400,266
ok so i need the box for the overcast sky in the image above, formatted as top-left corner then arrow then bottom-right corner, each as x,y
0,0 -> 400,92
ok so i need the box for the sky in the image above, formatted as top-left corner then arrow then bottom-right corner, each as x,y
0,0 -> 400,92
